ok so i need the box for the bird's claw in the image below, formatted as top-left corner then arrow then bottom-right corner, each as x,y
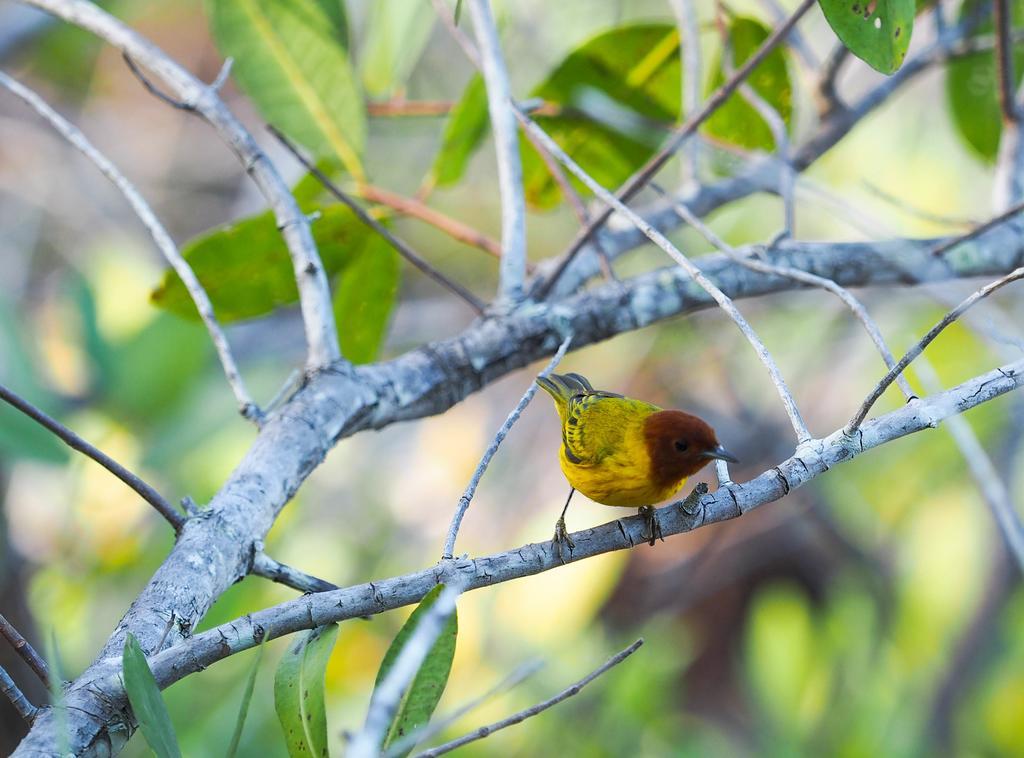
553,515 -> 574,563
638,505 -> 664,547
679,482 -> 709,517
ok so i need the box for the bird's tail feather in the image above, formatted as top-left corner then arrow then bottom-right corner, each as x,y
537,372 -> 593,407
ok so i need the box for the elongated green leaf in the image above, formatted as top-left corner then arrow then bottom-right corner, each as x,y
704,17 -> 793,152
361,0 -> 436,98
209,0 -> 365,178
333,234 -> 400,364
373,585 -> 458,756
274,624 -> 340,758
819,0 -> 914,74
522,23 -> 682,209
946,0 -> 1024,161
123,633 -> 181,758
226,638 -> 267,758
429,74 -> 489,187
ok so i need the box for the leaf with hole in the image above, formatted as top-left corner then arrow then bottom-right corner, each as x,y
703,17 -> 793,152
818,0 -> 915,74
946,0 -> 1024,161
373,585 -> 458,756
274,624 -> 339,758
209,0 -> 365,177
123,632 -> 181,758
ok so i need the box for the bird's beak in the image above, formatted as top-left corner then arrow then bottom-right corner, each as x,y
703,444 -> 739,463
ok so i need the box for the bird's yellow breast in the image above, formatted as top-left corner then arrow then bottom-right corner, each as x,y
558,419 -> 688,507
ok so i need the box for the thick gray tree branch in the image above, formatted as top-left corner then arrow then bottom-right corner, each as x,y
22,356 -> 1022,755
20,0 -> 341,369
14,220 -> 1024,754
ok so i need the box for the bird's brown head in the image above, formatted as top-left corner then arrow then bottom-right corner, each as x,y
643,410 -> 738,487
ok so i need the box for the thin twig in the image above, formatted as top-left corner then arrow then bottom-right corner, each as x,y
442,332 -> 573,559
431,0 -> 481,67
668,0 -> 702,184
414,639 -> 644,757
537,0 -> 816,298
467,0 -> 527,305
994,0 -> 1018,121
269,126 -> 486,315
385,659 -> 543,757
757,0 -> 818,69
355,183 -> 503,260
0,69 -> 260,421
519,127 -> 616,281
916,357 -> 1024,571
515,108 -> 812,442
0,665 -> 37,724
26,0 -> 341,369
651,184 -> 915,402
250,552 -> 338,594
848,266 -> 1024,432
348,584 -> 463,758
367,99 -> 455,117
0,382 -> 184,530
817,44 -> 850,116
861,180 -> 977,228
930,200 -> 1024,256
0,614 -> 50,688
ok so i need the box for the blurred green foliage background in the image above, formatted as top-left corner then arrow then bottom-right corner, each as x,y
0,0 -> 1023,755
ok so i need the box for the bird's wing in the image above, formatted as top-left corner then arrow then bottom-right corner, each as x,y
562,391 -> 653,465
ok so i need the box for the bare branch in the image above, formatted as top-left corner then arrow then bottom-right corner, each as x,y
467,0 -> 527,305
848,267 -> 1024,432
0,666 -> 36,724
817,44 -> 850,116
651,185 -> 915,402
0,615 -> 50,688
931,200 -> 1024,257
367,99 -> 455,117
250,553 -> 338,594
0,382 -> 184,531
515,108 -> 812,442
0,69 -> 259,421
23,0 -> 341,369
355,183 -> 503,260
442,332 -> 573,559
667,0 -> 702,183
916,357 -> 1024,570
537,0 -> 817,298
348,584 -> 462,758
994,0 -> 1018,122
414,639 -> 645,757
268,126 -> 486,315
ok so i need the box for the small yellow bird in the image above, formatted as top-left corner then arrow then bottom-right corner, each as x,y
538,372 -> 737,550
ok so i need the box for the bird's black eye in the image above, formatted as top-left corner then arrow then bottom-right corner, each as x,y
674,440 -> 688,452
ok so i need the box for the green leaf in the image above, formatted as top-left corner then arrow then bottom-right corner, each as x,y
311,0 -> 348,45
522,23 -> 682,209
429,74 -> 489,187
373,585 -> 458,756
209,0 -> 365,178
704,17 -> 793,152
226,638 -> 267,758
818,0 -> 914,74
360,0 -> 436,98
123,633 -> 181,758
103,313 -> 210,424
333,234 -> 400,364
151,205 -> 372,323
946,0 -> 1024,161
274,624 -> 340,758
